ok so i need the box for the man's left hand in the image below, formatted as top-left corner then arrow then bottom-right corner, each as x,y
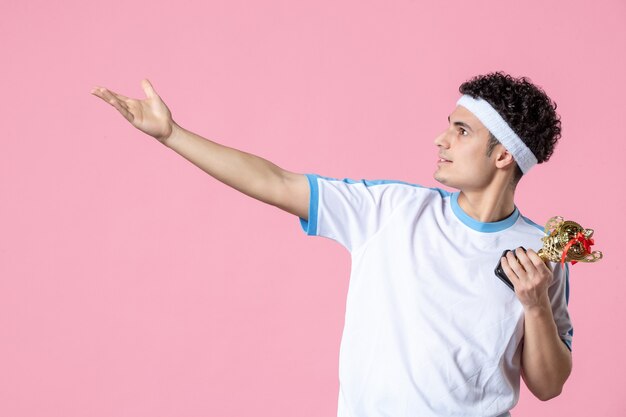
500,248 -> 552,311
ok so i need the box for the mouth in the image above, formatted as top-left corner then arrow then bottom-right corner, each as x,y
437,157 -> 452,163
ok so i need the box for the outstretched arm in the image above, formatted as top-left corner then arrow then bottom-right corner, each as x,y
91,80 -> 309,220
500,248 -> 572,401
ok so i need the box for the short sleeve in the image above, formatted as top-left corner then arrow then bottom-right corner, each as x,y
297,173 -> 418,252
549,262 -> 574,351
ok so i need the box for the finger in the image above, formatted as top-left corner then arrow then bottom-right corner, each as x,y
500,257 -> 521,286
101,89 -> 130,112
515,247 -> 536,275
91,86 -> 131,104
527,249 -> 549,269
90,86 -> 109,100
92,87 -> 118,105
95,88 -> 134,120
142,79 -> 158,99
110,90 -> 132,103
110,99 -> 134,121
506,251 -> 526,277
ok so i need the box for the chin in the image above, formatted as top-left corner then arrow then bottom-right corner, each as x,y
434,174 -> 461,190
434,172 -> 449,185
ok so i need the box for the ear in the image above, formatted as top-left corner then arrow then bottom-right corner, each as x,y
493,145 -> 516,170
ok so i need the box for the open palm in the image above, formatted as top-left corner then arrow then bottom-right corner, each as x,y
91,79 -> 174,142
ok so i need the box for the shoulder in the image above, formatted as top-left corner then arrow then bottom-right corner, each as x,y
307,173 -> 451,197
518,214 -> 548,237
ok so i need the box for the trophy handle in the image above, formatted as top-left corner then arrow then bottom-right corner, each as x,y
582,251 -> 603,262
544,216 -> 564,235
536,248 -> 551,263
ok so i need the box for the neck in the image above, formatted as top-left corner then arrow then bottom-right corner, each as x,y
457,181 -> 516,223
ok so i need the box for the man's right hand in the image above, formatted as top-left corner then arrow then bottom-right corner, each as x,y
91,79 -> 175,144
91,79 -> 310,221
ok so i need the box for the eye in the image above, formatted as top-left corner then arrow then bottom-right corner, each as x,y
458,127 -> 468,136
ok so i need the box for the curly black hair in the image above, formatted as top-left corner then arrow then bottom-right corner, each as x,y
459,71 -> 562,182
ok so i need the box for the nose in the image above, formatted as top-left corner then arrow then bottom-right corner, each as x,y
434,130 -> 450,148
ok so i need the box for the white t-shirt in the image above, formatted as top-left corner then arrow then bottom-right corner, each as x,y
297,174 -> 573,417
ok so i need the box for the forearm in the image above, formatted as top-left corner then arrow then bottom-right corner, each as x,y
163,123 -> 287,206
521,303 -> 572,400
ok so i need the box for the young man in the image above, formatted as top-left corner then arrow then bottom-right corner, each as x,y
92,71 -> 572,417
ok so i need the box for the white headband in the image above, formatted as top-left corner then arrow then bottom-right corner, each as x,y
456,94 -> 537,174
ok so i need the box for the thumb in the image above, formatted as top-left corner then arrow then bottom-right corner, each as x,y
141,78 -> 158,98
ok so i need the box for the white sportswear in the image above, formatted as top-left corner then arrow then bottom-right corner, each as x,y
298,174 -> 573,417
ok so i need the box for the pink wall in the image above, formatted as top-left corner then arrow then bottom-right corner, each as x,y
1,0 -> 624,415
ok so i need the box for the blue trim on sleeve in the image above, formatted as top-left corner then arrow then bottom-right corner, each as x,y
562,338 -> 572,352
299,174 -> 319,236
564,263 -> 573,350
450,192 -> 519,233
553,263 -> 574,352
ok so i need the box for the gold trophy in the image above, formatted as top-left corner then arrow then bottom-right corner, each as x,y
494,216 -> 603,291
537,216 -> 603,264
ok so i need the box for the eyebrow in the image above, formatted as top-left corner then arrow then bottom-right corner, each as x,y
448,115 -> 474,133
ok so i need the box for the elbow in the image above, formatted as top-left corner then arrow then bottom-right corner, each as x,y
532,380 -> 567,401
524,350 -> 572,402
536,387 -> 563,402
526,371 -> 568,401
